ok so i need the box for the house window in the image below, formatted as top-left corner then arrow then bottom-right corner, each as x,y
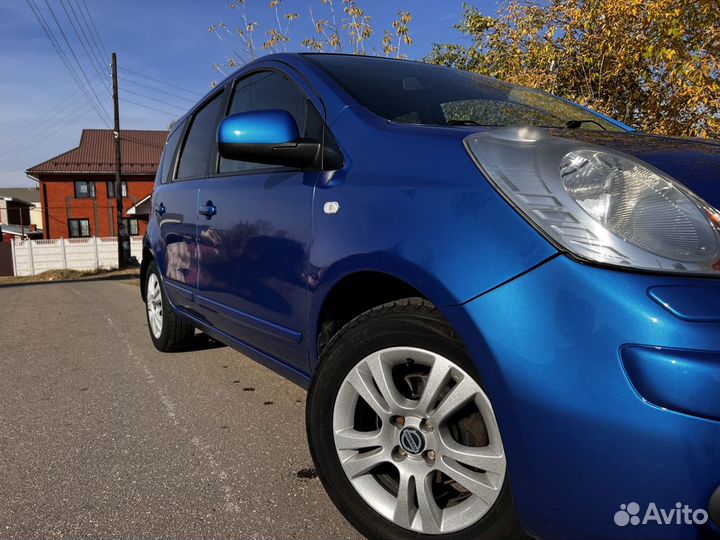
107,180 -> 128,198
74,181 -> 96,199
68,219 -> 91,238
122,218 -> 139,236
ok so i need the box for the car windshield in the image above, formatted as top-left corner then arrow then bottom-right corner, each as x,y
306,54 -> 626,132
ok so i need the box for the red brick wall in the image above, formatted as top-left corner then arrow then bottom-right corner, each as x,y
39,175 -> 154,239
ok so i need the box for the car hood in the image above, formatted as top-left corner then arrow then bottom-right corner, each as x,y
549,130 -> 720,208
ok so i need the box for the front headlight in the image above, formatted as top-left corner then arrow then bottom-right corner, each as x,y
465,126 -> 720,275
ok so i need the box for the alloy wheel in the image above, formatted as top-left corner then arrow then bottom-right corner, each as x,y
146,273 -> 163,339
332,346 -> 506,534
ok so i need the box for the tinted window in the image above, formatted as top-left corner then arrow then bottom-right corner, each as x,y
177,92 -> 225,180
219,71 -> 319,174
307,54 -> 624,131
123,218 -> 139,236
68,219 -> 90,237
107,180 -> 128,198
74,180 -> 95,199
156,122 -> 185,184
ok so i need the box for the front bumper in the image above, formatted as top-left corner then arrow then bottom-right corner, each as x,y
443,255 -> 720,539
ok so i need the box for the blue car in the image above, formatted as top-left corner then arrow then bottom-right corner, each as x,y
141,53 -> 720,540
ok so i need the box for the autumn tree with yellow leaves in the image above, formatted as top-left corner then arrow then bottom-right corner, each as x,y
427,0 -> 720,138
209,0 -> 414,79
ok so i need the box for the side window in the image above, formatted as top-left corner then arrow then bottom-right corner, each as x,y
156,121 -> 185,184
107,180 -> 128,198
219,71 -> 321,174
68,219 -> 90,238
176,91 -> 225,180
74,180 -> 96,199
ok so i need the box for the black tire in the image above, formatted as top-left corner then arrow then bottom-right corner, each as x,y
144,260 -> 194,352
306,298 -> 527,540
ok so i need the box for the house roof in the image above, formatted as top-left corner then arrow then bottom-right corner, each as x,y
26,129 -> 169,176
0,188 -> 41,204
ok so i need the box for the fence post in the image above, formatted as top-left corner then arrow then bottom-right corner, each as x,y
11,239 -> 17,277
27,239 -> 35,276
60,238 -> 67,269
93,236 -> 100,270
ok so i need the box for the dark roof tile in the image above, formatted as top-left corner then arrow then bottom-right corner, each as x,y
27,129 -> 168,175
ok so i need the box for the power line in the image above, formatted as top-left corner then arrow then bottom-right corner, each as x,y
25,0 -> 107,126
0,97 -> 95,161
41,0 -> 112,125
119,66 -> 204,97
0,83 -> 86,147
78,0 -> 110,63
119,76 -> 196,103
121,87 -> 188,111
0,79 -> 107,158
72,0 -> 110,76
26,0 -> 111,127
120,134 -> 165,151
120,98 -> 180,117
0,96 -> 87,159
59,0 -> 111,93
1,102 -> 94,164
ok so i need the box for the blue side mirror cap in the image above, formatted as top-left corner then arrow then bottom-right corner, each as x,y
217,109 -> 321,168
218,110 -> 300,146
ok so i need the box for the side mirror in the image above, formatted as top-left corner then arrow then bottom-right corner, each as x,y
217,110 -> 320,169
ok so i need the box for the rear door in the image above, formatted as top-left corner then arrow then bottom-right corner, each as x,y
154,90 -> 226,315
196,69 -> 323,371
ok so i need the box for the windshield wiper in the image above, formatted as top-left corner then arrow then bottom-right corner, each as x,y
565,119 -> 607,131
444,119 -> 609,131
446,119 -> 482,126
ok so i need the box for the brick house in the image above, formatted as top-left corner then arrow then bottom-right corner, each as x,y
26,129 -> 167,239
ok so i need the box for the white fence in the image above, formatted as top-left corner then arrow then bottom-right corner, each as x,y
12,237 -> 143,276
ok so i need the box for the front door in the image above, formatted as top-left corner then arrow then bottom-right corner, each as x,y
196,70 -> 322,372
154,180 -> 199,313
156,90 -> 227,314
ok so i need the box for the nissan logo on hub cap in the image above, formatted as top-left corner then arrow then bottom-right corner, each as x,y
399,427 -> 426,455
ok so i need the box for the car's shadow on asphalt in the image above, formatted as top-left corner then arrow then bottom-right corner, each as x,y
182,332 -> 228,353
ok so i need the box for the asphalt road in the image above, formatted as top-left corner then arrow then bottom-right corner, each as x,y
0,277 -> 361,539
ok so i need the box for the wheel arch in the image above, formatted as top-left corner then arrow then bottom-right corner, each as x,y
313,271 -> 423,355
140,245 -> 154,302
309,256 -> 462,368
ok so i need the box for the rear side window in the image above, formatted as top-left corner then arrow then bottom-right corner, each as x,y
176,91 -> 225,180
155,121 -> 185,184
219,71 -> 316,174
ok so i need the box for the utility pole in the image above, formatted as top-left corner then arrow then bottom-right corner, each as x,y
111,52 -> 129,268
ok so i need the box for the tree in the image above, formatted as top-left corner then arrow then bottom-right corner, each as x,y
209,0 -> 414,80
426,1 -> 720,138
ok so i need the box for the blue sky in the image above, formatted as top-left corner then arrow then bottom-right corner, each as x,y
0,1 -> 497,187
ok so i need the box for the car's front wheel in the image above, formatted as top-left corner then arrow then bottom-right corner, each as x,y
307,298 -> 526,540
145,260 -> 194,352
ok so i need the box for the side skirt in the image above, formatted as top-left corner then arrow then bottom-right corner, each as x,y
176,307 -> 312,390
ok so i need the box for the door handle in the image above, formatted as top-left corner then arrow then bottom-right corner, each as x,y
199,201 -> 217,219
155,202 -> 166,216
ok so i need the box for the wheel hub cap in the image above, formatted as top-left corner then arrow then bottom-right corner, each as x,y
399,426 -> 425,455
